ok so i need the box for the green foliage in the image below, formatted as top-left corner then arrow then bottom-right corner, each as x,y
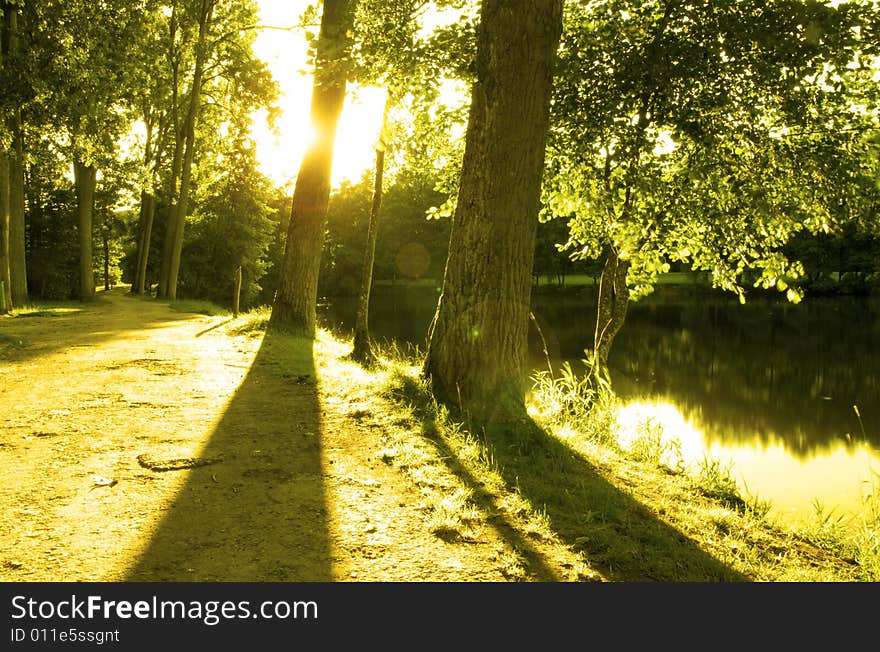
545,0 -> 880,304
320,168 -> 450,295
178,135 -> 278,310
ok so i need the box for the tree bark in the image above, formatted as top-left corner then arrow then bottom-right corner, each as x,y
132,113 -> 157,295
0,4 -> 8,313
74,160 -> 97,302
133,191 -> 156,294
270,0 -> 357,335
423,0 -> 563,422
0,153 -> 10,314
157,4 -> 184,299
164,0 -> 214,301
592,248 -> 630,379
4,3 -> 26,305
103,227 -> 110,291
352,96 -> 390,363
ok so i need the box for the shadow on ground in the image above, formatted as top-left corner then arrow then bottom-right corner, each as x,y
126,330 -> 331,581
481,420 -> 749,581
390,374 -> 748,581
0,291 -> 203,364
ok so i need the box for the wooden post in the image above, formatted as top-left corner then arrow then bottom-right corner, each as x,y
232,266 -> 242,317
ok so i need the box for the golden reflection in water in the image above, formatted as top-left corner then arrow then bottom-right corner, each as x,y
615,399 -> 707,465
615,399 -> 880,525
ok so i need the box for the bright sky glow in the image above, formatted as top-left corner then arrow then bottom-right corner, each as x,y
251,0 -> 387,190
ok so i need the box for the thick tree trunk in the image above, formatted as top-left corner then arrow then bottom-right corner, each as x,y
423,0 -> 563,422
74,160 -> 97,302
3,2 -> 26,306
0,5 -> 8,313
270,0 -> 356,335
352,97 -> 390,363
165,108 -> 197,301
592,249 -> 630,379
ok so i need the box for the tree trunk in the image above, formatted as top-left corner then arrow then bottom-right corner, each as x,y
8,117 -> 25,305
423,0 -> 563,422
103,228 -> 110,291
592,248 -> 630,379
133,191 -> 156,294
164,0 -> 214,301
0,153 -> 10,314
157,5 -> 184,299
132,114 -> 157,295
5,3 -> 26,305
0,4 -> 8,313
74,160 -> 97,302
270,0 -> 357,335
352,96 -> 390,363
157,132 -> 183,298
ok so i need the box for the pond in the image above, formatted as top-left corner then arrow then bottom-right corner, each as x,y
320,283 -> 880,526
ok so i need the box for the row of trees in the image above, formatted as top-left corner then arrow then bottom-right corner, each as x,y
270,0 -> 878,421
0,0 -> 278,313
2,0 -> 878,424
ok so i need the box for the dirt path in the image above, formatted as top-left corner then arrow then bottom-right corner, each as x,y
0,290 -> 581,581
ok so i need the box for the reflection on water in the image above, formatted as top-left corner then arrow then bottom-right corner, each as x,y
322,285 -> 880,523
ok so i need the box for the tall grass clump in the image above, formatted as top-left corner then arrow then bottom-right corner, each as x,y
625,416 -> 684,470
852,473 -> 880,579
529,361 -> 617,445
692,456 -> 746,510
226,306 -> 272,336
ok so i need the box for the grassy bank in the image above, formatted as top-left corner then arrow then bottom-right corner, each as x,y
222,306 -> 877,581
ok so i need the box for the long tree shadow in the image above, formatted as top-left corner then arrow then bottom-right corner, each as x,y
126,329 -> 331,581
389,374 -> 748,581
0,291 -> 206,364
481,419 -> 750,581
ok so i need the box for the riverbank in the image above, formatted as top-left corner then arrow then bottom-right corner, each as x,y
1,289 -> 876,581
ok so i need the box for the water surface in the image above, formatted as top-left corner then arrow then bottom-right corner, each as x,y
321,285 -> 880,525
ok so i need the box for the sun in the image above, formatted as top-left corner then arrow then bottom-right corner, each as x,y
250,0 -> 386,190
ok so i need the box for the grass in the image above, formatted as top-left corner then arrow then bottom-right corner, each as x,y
168,299 -> 231,316
225,306 -> 272,335
527,367 -> 879,580
8,301 -> 84,317
1,299 -> 85,359
0,331 -> 27,359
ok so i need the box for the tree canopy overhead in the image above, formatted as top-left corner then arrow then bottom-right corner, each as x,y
543,0 -> 880,372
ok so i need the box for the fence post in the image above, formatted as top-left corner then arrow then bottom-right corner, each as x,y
232,266 -> 242,318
